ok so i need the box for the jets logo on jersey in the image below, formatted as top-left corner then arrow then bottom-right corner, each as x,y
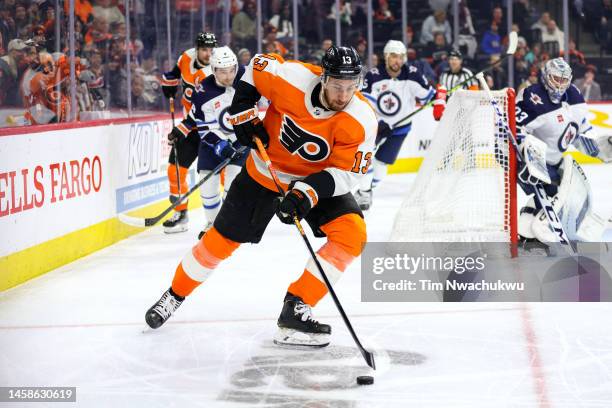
218,107 -> 233,133
558,122 -> 579,151
280,115 -> 330,162
377,90 -> 402,116
530,92 -> 543,105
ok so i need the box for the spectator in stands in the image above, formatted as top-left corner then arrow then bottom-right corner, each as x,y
405,25 -> 416,49
232,0 -> 257,51
374,0 -> 394,22
541,19 -> 564,53
566,39 -> 586,68
355,37 -> 368,66
237,48 -> 251,66
518,67 -> 539,92
69,0 -> 95,25
262,26 -> 288,57
491,6 -> 505,34
456,0 -> 477,59
131,72 -> 161,111
407,47 -> 436,84
311,38 -> 332,63
425,32 -> 451,72
93,0 -> 125,26
269,2 -> 294,41
429,0 -> 451,11
420,9 -> 452,45
487,54 -> 507,89
480,22 -> 502,57
524,41 -> 541,66
327,0 -> 352,27
85,18 -> 112,52
513,39 -> 530,87
14,4 -> 27,32
531,11 -> 550,32
0,39 -> 27,106
513,0 -> 536,38
0,6 -> 14,52
573,65 -> 602,101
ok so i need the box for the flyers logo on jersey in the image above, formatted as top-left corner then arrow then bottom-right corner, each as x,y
280,115 -> 330,162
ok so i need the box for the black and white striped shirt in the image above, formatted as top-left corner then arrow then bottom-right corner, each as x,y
439,67 -> 478,91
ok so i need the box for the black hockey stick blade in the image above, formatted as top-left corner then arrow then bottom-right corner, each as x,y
117,148 -> 246,228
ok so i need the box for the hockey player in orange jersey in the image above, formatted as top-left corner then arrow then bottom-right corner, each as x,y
145,46 -> 378,348
161,32 -> 217,233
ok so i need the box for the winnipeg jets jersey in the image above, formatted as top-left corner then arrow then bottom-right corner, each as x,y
361,63 -> 434,130
516,83 -> 593,165
180,65 -> 246,145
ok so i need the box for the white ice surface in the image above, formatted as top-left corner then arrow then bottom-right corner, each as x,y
1,164 -> 611,407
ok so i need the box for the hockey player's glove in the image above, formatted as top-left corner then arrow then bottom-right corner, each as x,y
375,120 -> 392,146
229,108 -> 269,149
213,140 -> 238,160
161,76 -> 179,99
276,181 -> 319,224
517,134 -> 551,186
432,84 -> 447,121
168,124 -> 190,146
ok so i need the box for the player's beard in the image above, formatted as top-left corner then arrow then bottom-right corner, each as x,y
321,88 -> 351,111
387,62 -> 401,75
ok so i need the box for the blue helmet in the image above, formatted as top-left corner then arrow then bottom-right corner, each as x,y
541,58 -> 572,104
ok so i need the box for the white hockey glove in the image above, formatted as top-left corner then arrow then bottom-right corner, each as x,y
518,134 -> 551,186
596,135 -> 612,163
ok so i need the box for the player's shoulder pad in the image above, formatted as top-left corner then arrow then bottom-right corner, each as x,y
343,93 -> 378,141
565,84 -> 585,105
399,63 -> 430,88
517,83 -> 551,115
192,75 -> 225,104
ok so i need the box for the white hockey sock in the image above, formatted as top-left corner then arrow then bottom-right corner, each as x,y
199,170 -> 222,224
371,158 -> 388,190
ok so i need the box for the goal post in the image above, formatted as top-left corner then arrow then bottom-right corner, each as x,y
390,88 -> 518,256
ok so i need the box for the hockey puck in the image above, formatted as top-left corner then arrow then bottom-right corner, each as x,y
356,375 -> 374,385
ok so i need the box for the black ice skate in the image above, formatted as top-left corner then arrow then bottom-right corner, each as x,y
274,293 -> 331,348
163,210 -> 188,234
145,288 -> 185,329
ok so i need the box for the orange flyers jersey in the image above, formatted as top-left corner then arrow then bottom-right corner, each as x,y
175,48 -> 213,113
241,53 -> 378,196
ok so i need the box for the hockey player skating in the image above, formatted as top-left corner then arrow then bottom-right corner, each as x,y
172,46 -> 248,236
145,46 -> 377,348
161,32 -> 217,233
515,58 -> 611,248
355,40 -> 434,210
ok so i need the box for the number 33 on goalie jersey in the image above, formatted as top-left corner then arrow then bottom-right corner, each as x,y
515,82 -> 594,165
239,53 -> 378,195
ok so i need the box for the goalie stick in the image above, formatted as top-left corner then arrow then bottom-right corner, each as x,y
253,137 -> 376,370
392,31 -> 519,130
118,147 -> 246,228
475,72 -> 577,255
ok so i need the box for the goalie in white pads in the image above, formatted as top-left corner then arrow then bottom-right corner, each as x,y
515,58 -> 611,247
355,40 -> 434,210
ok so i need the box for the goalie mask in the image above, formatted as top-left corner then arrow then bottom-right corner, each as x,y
541,58 -> 572,104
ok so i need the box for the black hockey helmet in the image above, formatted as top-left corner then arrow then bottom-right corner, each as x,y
196,32 -> 217,49
321,46 -> 363,80
448,48 -> 463,59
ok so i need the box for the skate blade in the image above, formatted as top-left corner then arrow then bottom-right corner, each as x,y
163,225 -> 189,234
273,328 -> 330,349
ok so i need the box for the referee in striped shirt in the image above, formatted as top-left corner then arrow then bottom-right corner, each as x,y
438,49 -> 479,90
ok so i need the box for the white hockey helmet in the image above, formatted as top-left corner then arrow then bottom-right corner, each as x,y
383,40 -> 407,61
211,46 -> 238,71
541,57 -> 572,104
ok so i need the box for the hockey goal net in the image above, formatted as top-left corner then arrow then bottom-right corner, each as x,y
390,89 -> 518,251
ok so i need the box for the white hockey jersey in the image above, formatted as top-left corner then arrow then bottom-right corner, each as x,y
177,65 -> 246,145
516,83 -> 594,165
361,63 -> 434,132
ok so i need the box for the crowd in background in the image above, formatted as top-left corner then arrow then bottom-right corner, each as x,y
0,0 -> 610,126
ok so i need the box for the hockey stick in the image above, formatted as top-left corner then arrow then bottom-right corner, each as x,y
476,72 -> 577,255
169,97 -> 182,202
392,32 -> 519,130
253,137 -> 376,370
118,148 -> 245,228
